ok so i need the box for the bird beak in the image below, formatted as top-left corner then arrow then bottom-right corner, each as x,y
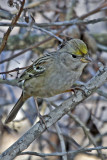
80,56 -> 92,63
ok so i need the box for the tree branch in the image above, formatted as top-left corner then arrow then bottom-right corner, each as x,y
0,8 -> 13,20
19,146 -> 107,157
0,17 -> 107,28
0,78 -> 21,88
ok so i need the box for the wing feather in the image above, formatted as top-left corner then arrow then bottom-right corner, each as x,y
19,55 -> 53,82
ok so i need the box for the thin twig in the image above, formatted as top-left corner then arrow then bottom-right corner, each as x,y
0,66 -> 29,74
0,0 -> 25,54
97,43 -> 107,52
0,8 -> 13,20
0,78 -> 20,87
33,25 -> 63,42
0,17 -> 107,28
79,1 -> 107,19
55,123 -> 67,160
19,146 -> 107,157
12,0 -> 52,12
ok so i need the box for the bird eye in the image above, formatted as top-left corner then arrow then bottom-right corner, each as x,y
36,66 -> 40,69
72,54 -> 77,58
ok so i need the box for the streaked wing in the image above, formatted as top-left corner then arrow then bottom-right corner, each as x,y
19,55 -> 52,82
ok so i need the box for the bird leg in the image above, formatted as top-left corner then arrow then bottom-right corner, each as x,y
64,87 -> 86,96
34,99 -> 47,129
64,88 -> 75,94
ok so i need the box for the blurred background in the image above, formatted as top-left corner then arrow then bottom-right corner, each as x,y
0,0 -> 107,160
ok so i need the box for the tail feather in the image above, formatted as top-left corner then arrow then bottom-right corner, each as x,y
5,94 -> 25,123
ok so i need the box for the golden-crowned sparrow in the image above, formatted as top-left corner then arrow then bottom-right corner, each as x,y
5,39 -> 91,123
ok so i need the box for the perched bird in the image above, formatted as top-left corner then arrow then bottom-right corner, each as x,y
5,39 -> 91,123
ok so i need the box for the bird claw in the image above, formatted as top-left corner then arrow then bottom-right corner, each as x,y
64,86 -> 87,97
72,81 -> 87,97
73,87 -> 87,97
38,113 -> 51,129
38,113 -> 47,129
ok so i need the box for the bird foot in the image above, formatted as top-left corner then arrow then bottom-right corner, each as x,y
73,87 -> 87,97
38,113 -> 51,129
64,87 -> 87,97
37,112 -> 47,129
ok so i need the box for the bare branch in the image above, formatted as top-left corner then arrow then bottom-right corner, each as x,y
55,123 -> 67,160
0,66 -> 29,74
0,78 -> 20,87
0,0 -> 25,54
24,0 -> 53,9
32,25 -> 63,42
79,1 -> 107,19
0,8 -> 13,20
19,146 -> 107,157
0,17 -> 107,28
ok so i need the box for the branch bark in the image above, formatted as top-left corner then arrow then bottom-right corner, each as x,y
0,64 -> 107,160
0,17 -> 107,28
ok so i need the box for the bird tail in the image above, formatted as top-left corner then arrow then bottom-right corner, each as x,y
5,93 -> 25,123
